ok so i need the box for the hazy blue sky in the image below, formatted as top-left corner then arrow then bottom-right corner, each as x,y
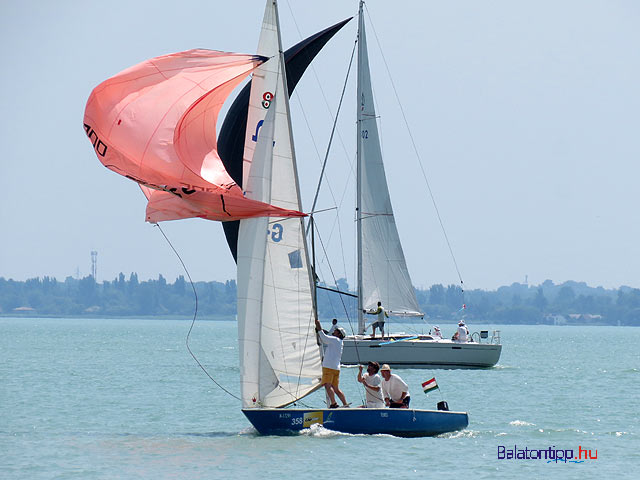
1,0 -> 638,290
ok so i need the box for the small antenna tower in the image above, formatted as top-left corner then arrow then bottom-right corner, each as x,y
91,251 -> 98,280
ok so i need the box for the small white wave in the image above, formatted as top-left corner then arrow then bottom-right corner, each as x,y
438,429 -> 478,439
509,420 -> 535,427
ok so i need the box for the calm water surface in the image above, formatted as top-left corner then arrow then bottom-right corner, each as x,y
1,318 -> 638,479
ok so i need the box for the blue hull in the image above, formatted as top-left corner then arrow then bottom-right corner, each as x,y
242,408 -> 469,438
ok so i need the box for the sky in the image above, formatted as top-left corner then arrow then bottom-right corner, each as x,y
1,0 -> 639,291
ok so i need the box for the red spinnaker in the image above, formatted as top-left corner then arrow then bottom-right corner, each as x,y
84,49 -> 304,222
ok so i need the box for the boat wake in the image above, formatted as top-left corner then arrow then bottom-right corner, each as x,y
491,364 -> 515,370
299,424 -> 393,438
437,429 -> 479,439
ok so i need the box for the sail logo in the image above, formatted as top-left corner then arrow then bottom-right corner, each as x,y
303,411 -> 323,428
497,445 -> 598,464
262,91 -> 274,109
83,123 -> 107,157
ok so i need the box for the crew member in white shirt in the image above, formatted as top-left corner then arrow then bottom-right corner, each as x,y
357,361 -> 385,408
432,325 -> 443,339
380,364 -> 410,408
364,301 -> 389,339
455,320 -> 469,342
315,318 -> 349,408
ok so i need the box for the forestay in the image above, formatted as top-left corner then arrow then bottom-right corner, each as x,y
237,0 -> 322,409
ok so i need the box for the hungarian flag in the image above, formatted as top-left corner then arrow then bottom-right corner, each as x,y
422,378 -> 438,394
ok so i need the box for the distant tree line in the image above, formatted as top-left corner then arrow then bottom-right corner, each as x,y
1,275 -> 639,325
0,274 -> 236,318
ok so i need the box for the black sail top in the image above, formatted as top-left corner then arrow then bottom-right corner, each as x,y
218,17 -> 352,261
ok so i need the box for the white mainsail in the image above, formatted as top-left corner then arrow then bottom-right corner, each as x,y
237,0 -> 321,409
241,0 -> 278,189
356,6 -> 422,334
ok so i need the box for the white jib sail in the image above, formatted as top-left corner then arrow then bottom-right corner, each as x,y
357,12 -> 422,319
237,0 -> 322,409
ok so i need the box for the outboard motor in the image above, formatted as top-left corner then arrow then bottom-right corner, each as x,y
437,401 -> 449,411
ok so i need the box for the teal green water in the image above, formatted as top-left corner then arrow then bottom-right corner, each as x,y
1,318 -> 638,479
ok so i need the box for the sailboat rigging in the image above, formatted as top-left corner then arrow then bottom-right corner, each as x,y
316,2 -> 502,369
84,0 -> 470,436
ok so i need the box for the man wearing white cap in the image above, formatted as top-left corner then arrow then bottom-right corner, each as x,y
380,364 -> 410,408
432,326 -> 443,340
315,318 -> 349,408
455,320 -> 469,342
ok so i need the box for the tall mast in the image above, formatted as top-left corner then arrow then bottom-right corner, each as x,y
356,0 -> 364,334
274,0 -> 319,322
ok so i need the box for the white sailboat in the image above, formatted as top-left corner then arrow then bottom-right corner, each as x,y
337,2 -> 502,368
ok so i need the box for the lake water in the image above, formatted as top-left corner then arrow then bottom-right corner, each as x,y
1,318 -> 638,479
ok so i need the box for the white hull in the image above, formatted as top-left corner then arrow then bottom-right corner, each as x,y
341,335 -> 502,368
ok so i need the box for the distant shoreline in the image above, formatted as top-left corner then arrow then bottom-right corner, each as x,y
2,276 -> 638,326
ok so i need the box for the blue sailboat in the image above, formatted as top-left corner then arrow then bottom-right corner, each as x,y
244,408 -> 468,438
235,0 -> 468,438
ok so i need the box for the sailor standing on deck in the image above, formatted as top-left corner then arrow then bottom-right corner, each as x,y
315,319 -> 349,408
454,320 -> 469,342
364,301 -> 389,339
